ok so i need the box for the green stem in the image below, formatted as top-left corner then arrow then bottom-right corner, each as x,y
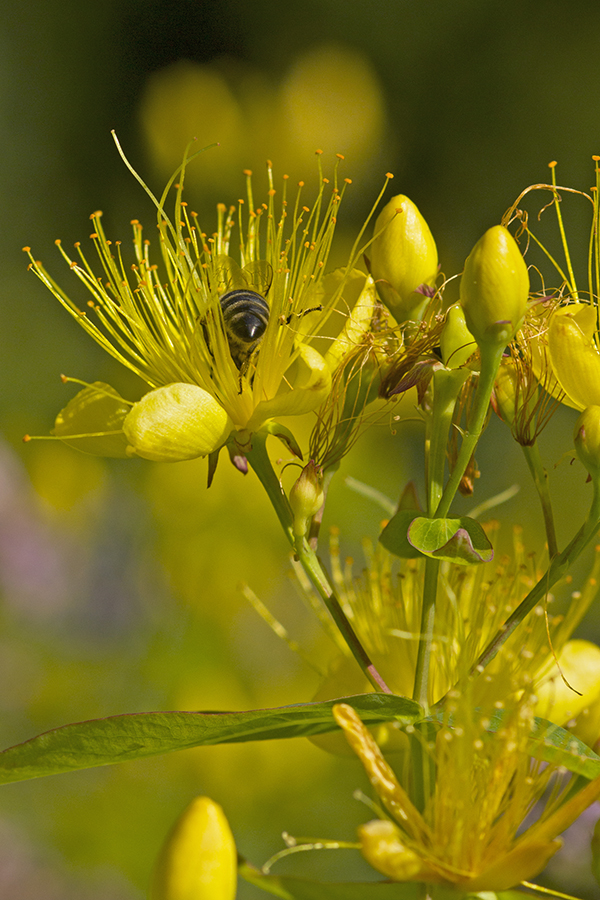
413,368 -> 467,709
435,345 -> 504,519
246,433 -> 392,694
472,481 -> 600,673
522,440 -> 558,558
294,537 -> 392,694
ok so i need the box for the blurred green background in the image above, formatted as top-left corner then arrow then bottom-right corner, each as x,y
2,0 -> 600,897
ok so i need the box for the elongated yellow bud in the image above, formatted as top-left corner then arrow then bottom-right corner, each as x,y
289,460 -> 324,537
574,405 -> 600,479
460,225 -> 529,349
123,383 -> 232,462
368,195 -> 438,323
358,820 -> 436,882
150,796 -> 237,900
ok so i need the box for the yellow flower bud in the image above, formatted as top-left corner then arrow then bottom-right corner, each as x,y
358,820 -> 437,882
368,194 -> 438,323
574,406 -> 600,479
460,225 -> 529,349
150,796 -> 237,900
289,460 -> 324,537
123,383 -> 232,462
440,304 -> 477,368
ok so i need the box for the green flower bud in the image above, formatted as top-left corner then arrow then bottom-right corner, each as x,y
460,225 -> 529,349
150,796 -> 237,900
289,460 -> 325,537
123,383 -> 233,462
574,405 -> 600,478
368,195 -> 438,324
440,304 -> 477,368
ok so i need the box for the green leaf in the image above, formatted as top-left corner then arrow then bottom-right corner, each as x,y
428,705 -> 600,779
379,510 -> 422,558
240,863 -> 520,899
407,517 -> 493,565
0,693 -> 421,785
239,862 -> 421,899
530,716 -> 600,780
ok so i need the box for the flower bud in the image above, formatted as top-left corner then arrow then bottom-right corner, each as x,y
358,820 -> 435,882
289,460 -> 324,537
460,225 -> 529,349
440,304 -> 476,369
123,383 -> 232,462
368,195 -> 438,323
150,796 -> 237,900
574,406 -> 600,479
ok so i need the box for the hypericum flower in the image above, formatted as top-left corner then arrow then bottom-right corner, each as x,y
334,672 -> 600,891
24,140 -> 371,464
150,795 -> 237,900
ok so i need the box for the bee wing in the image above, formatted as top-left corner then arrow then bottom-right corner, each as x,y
215,255 -> 246,293
241,260 -> 273,296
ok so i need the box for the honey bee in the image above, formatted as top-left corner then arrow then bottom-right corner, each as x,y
217,259 -> 273,372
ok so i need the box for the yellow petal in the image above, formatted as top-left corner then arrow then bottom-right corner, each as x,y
123,383 -> 233,462
548,308 -> 600,410
535,639 -> 600,724
325,275 -> 378,371
247,343 -> 331,429
53,382 -> 131,458
463,839 -> 562,892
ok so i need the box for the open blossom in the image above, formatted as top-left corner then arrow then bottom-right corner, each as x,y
24,145 -> 370,464
335,672 -> 600,891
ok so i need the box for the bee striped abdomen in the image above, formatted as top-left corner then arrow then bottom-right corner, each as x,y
220,288 -> 270,369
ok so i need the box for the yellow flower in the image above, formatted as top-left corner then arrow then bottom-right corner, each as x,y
334,673 -> 600,891
24,146 -> 363,462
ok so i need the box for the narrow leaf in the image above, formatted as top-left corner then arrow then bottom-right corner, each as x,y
0,693 -> 421,785
530,717 -> 600,780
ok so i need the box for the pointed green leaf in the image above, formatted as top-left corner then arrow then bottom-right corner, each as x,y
379,510 -> 422,558
0,693 -> 421,785
240,862 -> 520,899
239,862 -> 421,899
530,717 -> 600,780
407,516 -> 493,565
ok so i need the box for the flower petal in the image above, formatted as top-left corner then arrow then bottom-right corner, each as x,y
548,306 -> 600,410
53,382 -> 131,458
247,343 -> 332,429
